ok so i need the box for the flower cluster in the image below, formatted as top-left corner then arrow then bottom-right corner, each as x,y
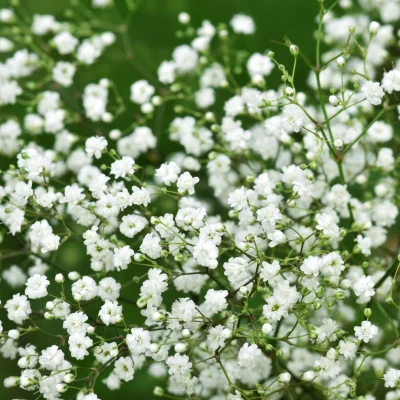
1,1 -> 400,400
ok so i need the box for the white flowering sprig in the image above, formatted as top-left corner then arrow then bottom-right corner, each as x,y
1,1 -> 400,400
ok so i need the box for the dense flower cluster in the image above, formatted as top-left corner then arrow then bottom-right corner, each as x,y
1,1 -> 400,399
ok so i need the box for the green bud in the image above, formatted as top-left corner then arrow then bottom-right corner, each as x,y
313,302 -> 322,310
289,44 -> 299,56
335,291 -> 345,300
154,387 -> 164,396
174,253 -> 184,262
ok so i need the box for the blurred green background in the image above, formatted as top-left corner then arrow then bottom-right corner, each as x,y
0,0 -> 318,398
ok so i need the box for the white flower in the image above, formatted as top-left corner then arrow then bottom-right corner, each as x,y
338,340 -> 357,360
281,104 -> 304,133
382,69 -> 400,93
131,186 -> 151,206
60,184 -> 85,205
140,233 -> 162,259
300,256 -> 322,277
193,239 -> 218,269
119,214 -> 148,238
383,368 -> 400,388
110,156 -> 135,178
354,320 -> 378,343
314,356 -> 341,379
99,300 -> 122,326
85,136 -> 108,159
177,172 -> 199,195
356,234 -> 372,256
172,44 -> 198,74
353,275 -> 375,303
130,80 -> 155,104
114,356 -> 135,382
361,81 -> 384,105
202,289 -> 228,316
5,294 -> 32,324
247,53 -> 274,77
126,328 -> 151,355
39,346 -> 64,371
25,274 -> 50,299
158,61 -> 175,84
155,162 -> 181,185
71,276 -> 98,301
63,312 -> 89,335
230,14 -> 255,34
237,343 -> 262,367
113,246 -> 134,270
52,61 -> 76,87
53,31 -> 78,54
260,260 -> 281,282
69,333 -> 93,360
267,230 -> 287,247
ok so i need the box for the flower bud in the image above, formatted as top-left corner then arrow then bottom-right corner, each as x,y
334,139 -> 344,150
327,348 -> 337,360
251,74 -> 264,86
290,44 -> 299,56
302,371 -> 316,381
44,312 -> 54,320
55,273 -> 65,283
174,253 -> 184,262
178,12 -> 190,24
3,376 -> 19,388
355,174 -> 367,185
278,372 -> 291,383
68,271 -> 80,281
56,383 -> 68,393
229,315 -> 238,323
285,87 -> 295,97
222,328 -> 232,339
101,112 -> 113,123
262,323 -> 274,335
150,216 -> 160,225
20,375 -> 31,387
369,21 -> 380,37
182,329 -> 191,338
134,253 -> 145,262
154,386 -> 164,396
219,30 -> 228,40
336,56 -> 345,67
109,129 -> 121,140
87,326 -> 95,334
152,96 -> 162,106
364,308 -> 372,318
205,111 -> 215,122
329,95 -> 339,106
8,329 -> 20,340
152,311 -> 165,322
141,103 -> 154,114
149,343 -> 160,353
137,297 -> 148,308
335,291 -> 345,300
63,373 -> 75,383
265,344 -> 274,351
174,342 -> 188,353
239,286 -> 249,296
17,357 -> 29,369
